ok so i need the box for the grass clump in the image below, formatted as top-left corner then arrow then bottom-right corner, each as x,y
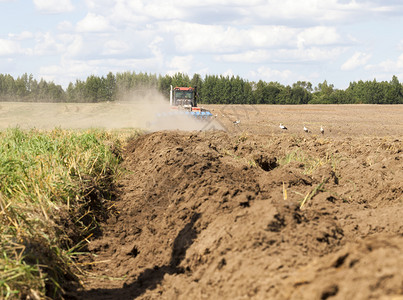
0,127 -> 126,299
279,149 -> 340,176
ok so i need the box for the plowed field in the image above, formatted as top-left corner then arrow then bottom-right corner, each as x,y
64,104 -> 403,299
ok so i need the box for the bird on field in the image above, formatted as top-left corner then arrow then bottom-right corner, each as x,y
303,125 -> 309,133
233,120 -> 240,125
279,123 -> 287,130
320,125 -> 324,134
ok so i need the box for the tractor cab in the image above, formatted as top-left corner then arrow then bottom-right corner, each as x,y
167,85 -> 212,120
170,86 -> 196,110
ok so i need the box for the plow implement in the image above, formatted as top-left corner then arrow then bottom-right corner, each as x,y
147,107 -> 214,131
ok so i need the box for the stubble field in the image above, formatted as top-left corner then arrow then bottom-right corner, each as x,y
1,102 -> 403,299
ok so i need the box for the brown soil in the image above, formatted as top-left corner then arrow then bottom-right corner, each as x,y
68,105 -> 403,300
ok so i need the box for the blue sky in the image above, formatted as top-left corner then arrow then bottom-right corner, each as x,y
1,0 -> 403,89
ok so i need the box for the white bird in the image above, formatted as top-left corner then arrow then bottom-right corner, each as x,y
279,123 -> 287,130
320,125 -> 324,134
303,125 -> 309,133
233,120 -> 240,125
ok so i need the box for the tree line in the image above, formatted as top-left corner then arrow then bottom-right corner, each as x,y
1,72 -> 403,104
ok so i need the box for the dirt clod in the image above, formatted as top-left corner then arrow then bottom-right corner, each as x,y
70,126 -> 403,300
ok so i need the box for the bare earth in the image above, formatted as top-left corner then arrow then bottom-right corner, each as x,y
1,103 -> 402,299
204,104 -> 403,137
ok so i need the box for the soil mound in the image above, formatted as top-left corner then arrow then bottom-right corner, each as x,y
72,131 -> 403,299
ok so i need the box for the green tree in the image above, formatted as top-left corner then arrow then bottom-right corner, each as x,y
84,75 -> 103,102
384,75 -> 403,104
289,85 -> 311,104
1,74 -> 16,100
158,74 -> 173,98
229,76 -> 245,104
200,75 -> 218,104
311,80 -> 334,103
191,73 -> 203,104
293,81 -> 313,92
243,81 -> 254,104
171,72 -> 190,88
266,82 -> 283,104
276,85 -> 292,104
328,89 -> 353,104
253,80 -> 267,104
47,82 -> 65,102
104,72 -> 117,101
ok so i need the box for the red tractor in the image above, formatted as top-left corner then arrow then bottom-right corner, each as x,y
170,86 -> 196,109
169,85 -> 212,118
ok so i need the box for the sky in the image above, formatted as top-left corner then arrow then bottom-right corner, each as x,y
1,0 -> 403,90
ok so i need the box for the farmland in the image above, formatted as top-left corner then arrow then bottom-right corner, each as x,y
1,102 -> 402,299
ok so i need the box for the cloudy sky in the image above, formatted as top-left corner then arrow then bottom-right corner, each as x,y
1,0 -> 403,89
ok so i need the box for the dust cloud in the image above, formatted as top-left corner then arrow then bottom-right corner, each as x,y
0,89 -> 223,131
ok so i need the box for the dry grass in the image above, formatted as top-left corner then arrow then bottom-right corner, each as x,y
0,127 -> 139,299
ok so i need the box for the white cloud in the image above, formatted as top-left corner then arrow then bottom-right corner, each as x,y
8,31 -> 34,40
248,26 -> 296,48
0,39 -> 23,56
276,47 -> 346,63
84,0 -> 109,10
59,34 -> 89,59
366,53 -> 403,72
102,40 -> 129,55
2,0 -> 402,90
139,2 -> 182,21
245,0 -> 362,24
297,26 -> 341,48
76,13 -> 112,32
162,21 -> 344,56
167,55 -> 194,74
33,32 -> 64,55
218,46 -> 345,65
57,21 -> 74,32
216,50 -> 272,63
341,52 -> 372,70
39,59 -> 96,85
250,66 -> 292,82
39,55 -> 166,87
33,0 -> 74,14
362,53 -> 403,83
148,36 -> 164,66
163,22 -> 297,54
173,0 -> 261,6
108,1 -> 148,26
108,57 -> 164,71
37,34 -> 168,86
91,0 -> 372,27
107,0 -> 189,27
222,69 -> 234,77
171,23 -> 246,53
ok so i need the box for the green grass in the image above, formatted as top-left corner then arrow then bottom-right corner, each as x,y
278,142 -> 345,208
299,179 -> 328,209
279,149 -> 340,176
0,127 -> 136,299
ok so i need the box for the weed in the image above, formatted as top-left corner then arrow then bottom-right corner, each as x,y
283,182 -> 288,201
279,149 -> 341,176
237,132 -> 249,142
248,160 -> 257,168
300,178 -> 328,209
